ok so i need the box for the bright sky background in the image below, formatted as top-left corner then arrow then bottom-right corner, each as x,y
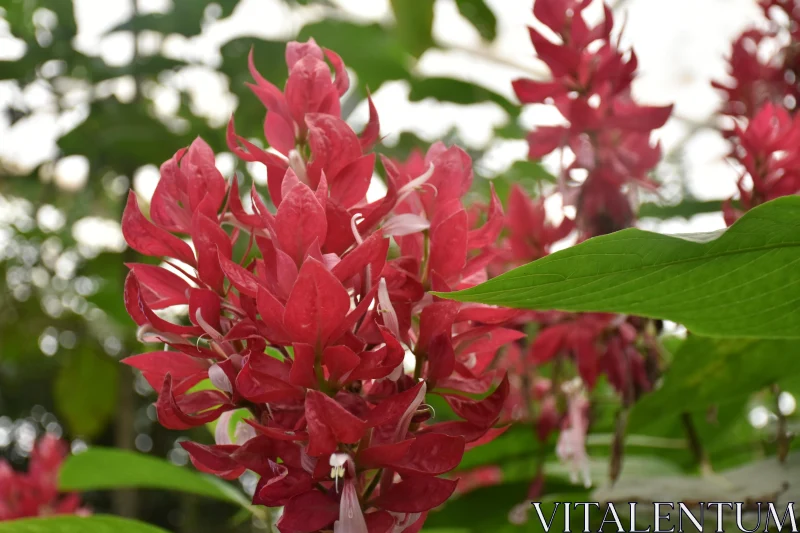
0,0 -> 766,241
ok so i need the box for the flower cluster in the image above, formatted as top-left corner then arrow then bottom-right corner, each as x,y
121,39 -> 513,533
721,103 -> 800,224
511,0 -> 672,238
715,0 -> 800,224
0,434 -> 85,521
458,0 -> 669,496
713,0 -> 800,121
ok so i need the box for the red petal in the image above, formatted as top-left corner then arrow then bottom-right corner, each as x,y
226,116 -> 288,205
228,179 -> 268,229
323,345 -> 360,384
305,390 -> 367,456
285,56 -> 339,126
417,301 -> 461,354
236,356 -> 305,403
123,351 -> 208,394
277,490 -> 339,533
359,93 -> 380,151
156,374 -> 231,430
330,153 -> 375,208
265,110 -> 296,155
181,442 -> 245,480
465,425 -> 509,450
417,420 -> 491,443
526,126 -> 567,159
305,113 -> 362,183
324,48 -> 350,96
348,326 -> 405,381
255,463 -> 315,506
126,263 -> 190,309
427,334 -> 455,382
512,79 -> 564,104
374,476 -> 458,513
530,325 -> 568,363
466,185 -> 504,249
150,148 -> 191,233
357,439 -> 414,469
289,343 -> 318,389
275,182 -> 327,265
428,206 -> 468,280
126,273 -> 201,335
390,433 -> 464,476
365,381 -> 426,428
191,213 -> 232,293
183,137 -> 227,218
256,287 -> 290,342
331,232 -> 389,284
445,374 -> 509,427
122,191 -> 196,266
283,259 -> 350,346
219,253 -> 264,298
611,102 -> 673,131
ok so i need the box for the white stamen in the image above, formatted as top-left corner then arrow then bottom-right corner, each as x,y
377,278 -> 401,339
397,163 -> 435,204
329,453 -> 350,494
381,214 -> 430,237
350,213 -> 365,245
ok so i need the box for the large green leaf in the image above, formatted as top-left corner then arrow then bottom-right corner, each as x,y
440,196 -> 800,339
390,0 -> 435,58
53,349 -> 119,439
59,448 -> 253,511
0,516 -> 168,533
630,336 -> 800,429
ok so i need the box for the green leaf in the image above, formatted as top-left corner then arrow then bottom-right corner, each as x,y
59,448 -> 256,512
629,336 -> 800,429
390,0 -> 435,58
408,77 -> 517,115
455,0 -> 497,41
0,516 -> 169,533
638,199 -> 722,220
54,349 -> 119,439
440,196 -> 800,339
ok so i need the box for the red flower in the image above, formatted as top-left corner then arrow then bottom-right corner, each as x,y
512,0 -> 672,238
0,435 -> 87,521
720,103 -> 800,225
496,184 -> 574,266
121,39 -> 513,533
714,1 -> 800,223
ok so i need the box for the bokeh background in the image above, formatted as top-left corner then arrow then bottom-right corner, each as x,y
0,0 -> 784,531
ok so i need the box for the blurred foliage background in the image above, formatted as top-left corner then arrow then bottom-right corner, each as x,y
1,0 -> 798,531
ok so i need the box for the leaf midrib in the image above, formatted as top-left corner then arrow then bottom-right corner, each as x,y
454,238 -> 800,300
